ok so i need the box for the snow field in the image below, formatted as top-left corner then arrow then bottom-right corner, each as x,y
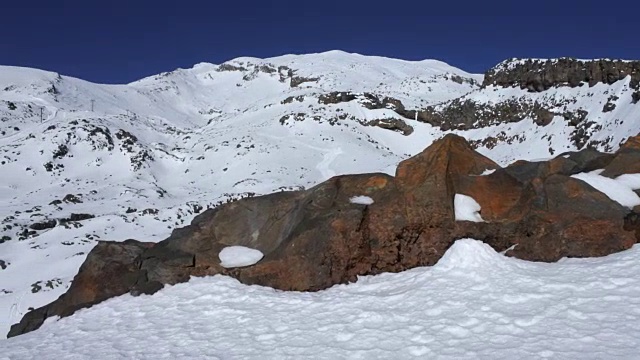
2,239 -> 640,359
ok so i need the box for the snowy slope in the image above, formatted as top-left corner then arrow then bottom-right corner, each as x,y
0,52 -> 639,340
0,51 -> 480,337
3,239 -> 640,359
450,76 -> 640,164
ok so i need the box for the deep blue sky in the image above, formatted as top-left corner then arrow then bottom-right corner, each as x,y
2,0 -> 638,84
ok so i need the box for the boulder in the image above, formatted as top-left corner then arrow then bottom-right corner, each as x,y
9,134 -> 639,337
454,153 -> 635,261
366,118 -> 414,135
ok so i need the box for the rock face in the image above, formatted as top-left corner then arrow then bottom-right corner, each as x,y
315,91 -> 559,132
414,98 -> 558,131
366,118 -> 414,135
484,58 -> 640,91
8,134 -> 639,337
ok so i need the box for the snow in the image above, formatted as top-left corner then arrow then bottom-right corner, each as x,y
3,239 -> 640,359
218,246 -> 264,268
480,168 -> 496,175
1,50 -> 640,343
615,173 -> 640,191
454,194 -> 484,222
571,171 -> 640,208
350,196 -> 374,205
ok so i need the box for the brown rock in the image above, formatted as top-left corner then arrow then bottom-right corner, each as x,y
504,175 -> 635,261
7,240 -> 156,337
395,134 -> 498,226
533,107 -> 555,126
600,148 -> 640,178
620,134 -> 640,150
455,154 -> 635,262
624,207 -> 640,246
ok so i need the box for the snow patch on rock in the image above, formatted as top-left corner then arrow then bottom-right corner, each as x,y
218,246 -> 264,268
454,194 -> 484,222
349,195 -> 374,205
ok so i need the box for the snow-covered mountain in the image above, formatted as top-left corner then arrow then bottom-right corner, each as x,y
1,51 -> 639,339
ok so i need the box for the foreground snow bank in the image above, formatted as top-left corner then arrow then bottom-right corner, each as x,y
219,246 -> 264,268
3,239 -> 640,359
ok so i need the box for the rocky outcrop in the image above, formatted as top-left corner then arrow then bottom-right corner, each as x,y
459,153 -> 634,261
365,118 -> 414,135
484,58 -> 640,91
317,91 -> 409,115
290,75 -> 319,88
316,91 -> 559,131
9,134 -> 639,337
29,219 -> 57,231
414,98 -> 558,130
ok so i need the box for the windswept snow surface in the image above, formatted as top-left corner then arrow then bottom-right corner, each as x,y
454,194 -> 484,222
218,246 -> 264,268
3,239 -> 640,359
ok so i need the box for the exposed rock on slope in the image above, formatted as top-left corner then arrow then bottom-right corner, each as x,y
399,58 -> 640,153
316,58 -> 640,138
484,58 -> 640,91
9,134 -> 639,337
414,98 -> 558,131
